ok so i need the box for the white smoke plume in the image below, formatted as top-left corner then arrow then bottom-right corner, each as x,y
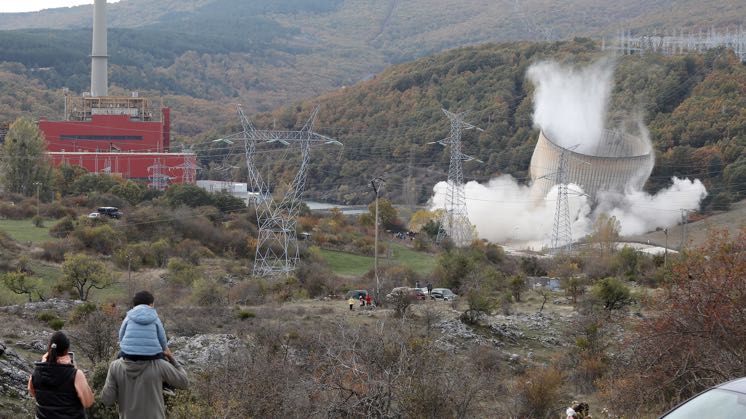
527,59 -> 615,154
429,59 -> 707,248
431,177 -> 591,247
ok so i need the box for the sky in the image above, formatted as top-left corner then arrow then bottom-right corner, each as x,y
0,1 -> 120,13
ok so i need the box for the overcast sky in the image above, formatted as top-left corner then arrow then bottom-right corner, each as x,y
0,1 -> 121,13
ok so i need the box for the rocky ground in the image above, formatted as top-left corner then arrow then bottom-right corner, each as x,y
0,292 -> 583,417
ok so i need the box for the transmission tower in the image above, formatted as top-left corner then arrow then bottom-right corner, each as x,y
550,150 -> 573,252
430,109 -> 483,247
237,105 -> 342,277
148,158 -> 172,191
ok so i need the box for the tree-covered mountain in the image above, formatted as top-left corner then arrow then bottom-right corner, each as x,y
0,0 -> 744,128
227,40 -> 745,211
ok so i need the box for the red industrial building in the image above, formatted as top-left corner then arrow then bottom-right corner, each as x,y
36,0 -> 196,190
39,96 -> 196,188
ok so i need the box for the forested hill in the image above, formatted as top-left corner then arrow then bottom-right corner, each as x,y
234,40 -> 745,211
0,0 -> 744,131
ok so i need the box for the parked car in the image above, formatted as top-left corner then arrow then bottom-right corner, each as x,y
87,212 -> 100,219
97,206 -> 123,219
430,288 -> 458,301
659,376 -> 746,418
345,290 -> 368,300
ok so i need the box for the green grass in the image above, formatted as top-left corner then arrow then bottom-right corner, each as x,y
320,242 -> 437,277
319,249 -> 374,277
0,219 -> 52,244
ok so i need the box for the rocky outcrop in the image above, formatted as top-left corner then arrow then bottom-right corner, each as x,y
0,299 -> 83,320
0,340 -> 33,399
169,334 -> 249,369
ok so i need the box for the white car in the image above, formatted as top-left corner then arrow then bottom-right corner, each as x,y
87,212 -> 100,219
430,288 -> 458,301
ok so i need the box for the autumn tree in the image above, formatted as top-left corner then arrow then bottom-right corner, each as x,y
600,228 -> 746,414
590,213 -> 620,254
1,271 -> 43,302
61,253 -> 114,301
1,117 -> 53,197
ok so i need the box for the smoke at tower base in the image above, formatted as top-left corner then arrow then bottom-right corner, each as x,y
431,176 -> 706,246
429,58 -> 708,247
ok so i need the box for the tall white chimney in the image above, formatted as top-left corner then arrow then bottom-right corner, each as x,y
91,0 -> 108,97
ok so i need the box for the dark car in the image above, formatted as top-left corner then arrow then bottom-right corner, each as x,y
345,290 -> 368,300
659,376 -> 746,418
97,206 -> 123,219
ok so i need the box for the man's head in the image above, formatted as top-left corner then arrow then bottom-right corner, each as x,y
133,290 -> 154,307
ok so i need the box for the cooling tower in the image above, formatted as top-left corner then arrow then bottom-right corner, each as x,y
529,130 -> 654,202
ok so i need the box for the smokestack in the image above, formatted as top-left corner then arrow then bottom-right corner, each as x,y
91,0 -> 108,97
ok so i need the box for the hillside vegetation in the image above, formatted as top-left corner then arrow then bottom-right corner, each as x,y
232,40 -> 745,211
0,0 -> 744,137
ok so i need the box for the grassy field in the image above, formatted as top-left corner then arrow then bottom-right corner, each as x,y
320,242 -> 437,277
0,219 -> 51,244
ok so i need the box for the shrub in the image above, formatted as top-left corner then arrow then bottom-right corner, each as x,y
513,366 -> 565,419
593,277 -> 633,310
509,275 -> 526,302
191,278 -> 227,307
37,311 -> 57,322
49,319 -> 65,331
71,301 -> 98,322
237,310 -> 256,320
32,215 -> 44,227
73,224 -> 123,255
166,258 -> 202,286
39,237 -> 83,262
50,216 -> 76,238
43,202 -> 76,219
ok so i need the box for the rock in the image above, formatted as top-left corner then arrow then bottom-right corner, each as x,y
0,340 -> 33,399
14,340 -> 48,354
489,323 -> 523,343
169,334 -> 247,369
0,299 -> 84,320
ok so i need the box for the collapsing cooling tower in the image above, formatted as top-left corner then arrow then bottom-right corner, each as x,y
529,129 -> 654,203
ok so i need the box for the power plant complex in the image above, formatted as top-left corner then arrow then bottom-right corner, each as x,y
529,129 -> 654,203
36,0 -> 196,189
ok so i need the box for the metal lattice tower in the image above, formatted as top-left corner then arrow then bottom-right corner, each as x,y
550,149 -> 573,252
431,109 -> 483,247
148,158 -> 171,191
178,160 -> 197,184
237,105 -> 342,277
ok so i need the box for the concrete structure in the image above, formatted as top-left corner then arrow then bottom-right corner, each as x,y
91,0 -> 108,97
529,130 -> 654,203
36,0 -> 195,189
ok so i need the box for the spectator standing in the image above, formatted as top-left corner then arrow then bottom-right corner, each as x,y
28,331 -> 94,419
101,349 -> 188,419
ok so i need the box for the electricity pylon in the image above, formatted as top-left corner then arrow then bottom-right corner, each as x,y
148,158 -> 172,191
430,109 -> 483,247
237,105 -> 342,277
550,149 -> 573,252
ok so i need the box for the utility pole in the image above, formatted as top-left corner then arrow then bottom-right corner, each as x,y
663,228 -> 668,267
680,209 -> 689,250
126,252 -> 132,298
371,177 -> 385,305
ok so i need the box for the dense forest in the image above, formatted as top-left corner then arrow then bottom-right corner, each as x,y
220,40 -> 746,212
0,0 -> 744,122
